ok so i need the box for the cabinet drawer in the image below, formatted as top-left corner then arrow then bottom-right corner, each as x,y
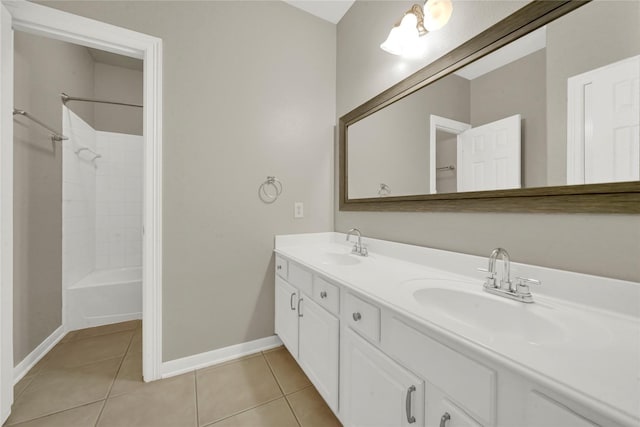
288,262 -> 312,296
275,255 -> 288,280
313,276 -> 340,315
384,316 -> 496,426
345,293 -> 380,342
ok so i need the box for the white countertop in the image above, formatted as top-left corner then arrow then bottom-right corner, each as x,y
275,232 -> 640,427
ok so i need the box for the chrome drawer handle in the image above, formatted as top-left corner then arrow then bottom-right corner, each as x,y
290,292 -> 296,311
439,412 -> 451,427
405,385 -> 416,424
352,312 -> 362,321
298,298 -> 303,317
320,291 -> 327,299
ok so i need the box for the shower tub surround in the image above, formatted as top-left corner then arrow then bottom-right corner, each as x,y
62,107 -> 143,330
274,232 -> 640,427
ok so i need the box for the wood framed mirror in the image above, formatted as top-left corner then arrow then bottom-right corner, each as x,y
339,0 -> 640,213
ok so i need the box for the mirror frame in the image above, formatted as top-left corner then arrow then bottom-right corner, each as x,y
339,0 -> 640,213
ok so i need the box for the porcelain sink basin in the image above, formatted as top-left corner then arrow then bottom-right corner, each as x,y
405,279 -> 565,345
319,251 -> 362,266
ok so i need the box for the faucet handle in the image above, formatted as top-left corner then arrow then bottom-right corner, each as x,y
515,276 -> 541,295
477,267 -> 496,288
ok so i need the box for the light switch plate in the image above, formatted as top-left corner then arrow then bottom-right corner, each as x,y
294,202 -> 304,218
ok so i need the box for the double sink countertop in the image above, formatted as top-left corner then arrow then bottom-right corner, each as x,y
274,232 -> 640,427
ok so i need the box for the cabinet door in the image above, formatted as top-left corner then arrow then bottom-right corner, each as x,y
298,294 -> 339,411
341,328 -> 425,427
275,277 -> 299,358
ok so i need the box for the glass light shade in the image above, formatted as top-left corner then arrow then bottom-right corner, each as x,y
380,12 -> 420,55
423,0 -> 453,31
380,26 -> 405,55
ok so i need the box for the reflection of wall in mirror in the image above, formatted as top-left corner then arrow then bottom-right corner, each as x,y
348,75 -> 469,199
546,0 -> 640,186
435,130 -> 457,193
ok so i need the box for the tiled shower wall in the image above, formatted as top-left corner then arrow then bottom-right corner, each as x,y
95,132 -> 143,269
63,106 -> 143,287
62,107 -> 97,288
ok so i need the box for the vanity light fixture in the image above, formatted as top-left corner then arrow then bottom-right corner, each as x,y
380,0 -> 453,56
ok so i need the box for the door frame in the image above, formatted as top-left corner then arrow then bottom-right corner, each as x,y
428,115 -> 471,194
0,1 -> 163,421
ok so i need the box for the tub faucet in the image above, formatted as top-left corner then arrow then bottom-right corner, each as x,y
346,228 -> 368,257
479,248 -> 541,303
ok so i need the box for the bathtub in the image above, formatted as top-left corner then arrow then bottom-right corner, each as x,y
65,267 -> 142,331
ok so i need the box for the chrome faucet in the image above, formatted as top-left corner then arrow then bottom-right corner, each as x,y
479,248 -> 541,303
346,228 -> 368,257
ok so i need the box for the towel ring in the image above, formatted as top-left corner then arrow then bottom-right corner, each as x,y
378,183 -> 391,196
259,176 -> 283,204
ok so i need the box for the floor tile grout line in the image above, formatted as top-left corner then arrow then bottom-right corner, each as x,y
262,351 -> 286,396
3,399 -> 106,427
263,351 -> 302,427
194,370 -> 200,427
199,395 -> 286,427
95,328 -> 136,426
60,325 -> 140,345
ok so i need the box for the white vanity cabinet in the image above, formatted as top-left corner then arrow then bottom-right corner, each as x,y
274,258 -> 340,412
341,328 -> 425,427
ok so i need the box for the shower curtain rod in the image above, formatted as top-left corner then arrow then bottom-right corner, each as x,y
61,92 -> 143,108
13,109 -> 68,142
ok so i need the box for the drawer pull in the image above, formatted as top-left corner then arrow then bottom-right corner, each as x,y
290,292 -> 296,310
352,312 -> 362,322
320,291 -> 328,299
277,265 -> 282,270
298,298 -> 304,318
405,385 -> 416,424
439,412 -> 451,427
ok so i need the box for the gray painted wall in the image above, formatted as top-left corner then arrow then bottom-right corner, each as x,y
13,31 -> 95,364
470,49 -> 546,188
42,1 -> 336,361
94,62 -> 143,135
336,0 -> 640,282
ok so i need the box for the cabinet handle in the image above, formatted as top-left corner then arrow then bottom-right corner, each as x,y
405,385 -> 416,424
290,292 -> 296,310
298,298 -> 303,317
439,412 -> 451,427
320,291 -> 327,299
277,265 -> 282,270
352,312 -> 362,322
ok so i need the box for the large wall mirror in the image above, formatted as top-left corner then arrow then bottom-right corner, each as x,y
339,0 -> 640,213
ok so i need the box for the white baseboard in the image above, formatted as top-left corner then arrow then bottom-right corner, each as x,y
161,335 -> 283,379
13,325 -> 66,383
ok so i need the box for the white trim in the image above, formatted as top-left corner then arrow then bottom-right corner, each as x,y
13,325 -> 65,384
0,3 -> 14,423
0,3 -> 163,421
428,115 -> 471,194
161,336 -> 283,379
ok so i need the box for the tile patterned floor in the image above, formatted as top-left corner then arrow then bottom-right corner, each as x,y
5,321 -> 342,427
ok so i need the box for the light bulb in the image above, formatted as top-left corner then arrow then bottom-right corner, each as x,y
423,0 -> 453,31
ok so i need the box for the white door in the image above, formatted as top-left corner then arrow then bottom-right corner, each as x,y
274,277 -> 299,358
456,114 -> 521,192
298,295 -> 339,411
0,3 -> 14,423
341,328 -> 425,427
567,55 -> 640,184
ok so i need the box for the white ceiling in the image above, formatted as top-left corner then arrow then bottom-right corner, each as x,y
283,0 -> 355,24
455,26 -> 546,80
